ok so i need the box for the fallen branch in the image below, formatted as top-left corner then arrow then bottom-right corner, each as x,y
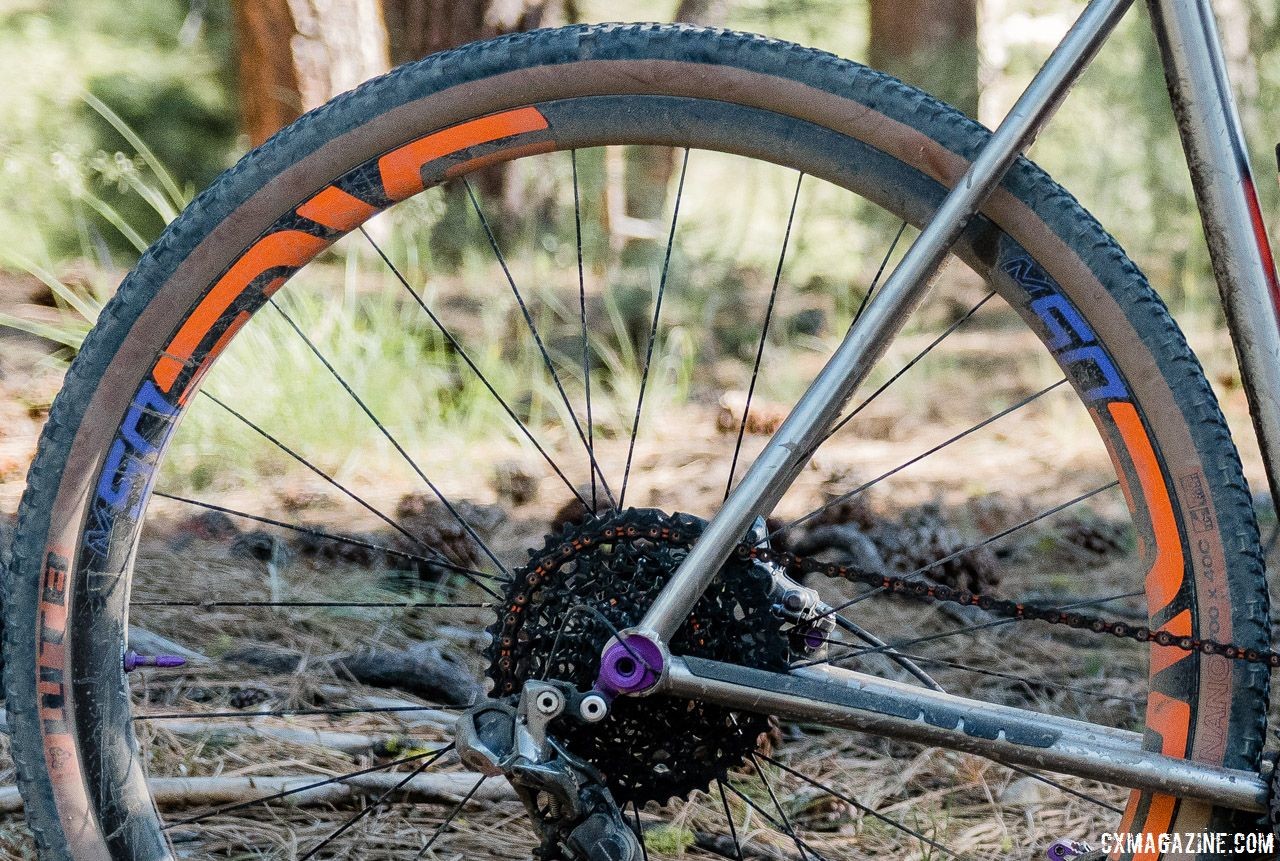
689,830 -> 792,861
225,642 -> 479,705
145,720 -> 393,755
0,771 -> 515,814
354,695 -> 456,732
128,626 -> 211,665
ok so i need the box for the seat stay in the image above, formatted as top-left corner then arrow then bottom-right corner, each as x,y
631,0 -> 1136,648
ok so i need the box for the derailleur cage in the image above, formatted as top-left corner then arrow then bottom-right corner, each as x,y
456,681 -> 639,861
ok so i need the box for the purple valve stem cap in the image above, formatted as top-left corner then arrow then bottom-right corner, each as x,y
597,636 -> 664,695
124,650 -> 188,672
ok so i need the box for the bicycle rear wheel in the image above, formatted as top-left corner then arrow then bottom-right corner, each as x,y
5,23 -> 1269,860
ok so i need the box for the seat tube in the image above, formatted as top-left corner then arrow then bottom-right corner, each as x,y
1149,0 -> 1280,511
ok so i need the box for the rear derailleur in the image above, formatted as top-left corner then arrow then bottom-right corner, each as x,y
456,681 -> 639,861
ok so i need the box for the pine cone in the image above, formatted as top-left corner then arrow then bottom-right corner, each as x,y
1056,515 -> 1129,557
872,503 -> 999,593
492,460 -> 539,507
169,510 -> 241,551
550,487 -> 608,532
229,687 -> 271,709
293,530 -> 383,567
392,494 -> 504,580
230,530 -> 291,567
964,493 -> 1031,535
811,493 -> 881,532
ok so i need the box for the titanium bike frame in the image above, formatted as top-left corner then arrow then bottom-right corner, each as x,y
598,0 -> 1280,813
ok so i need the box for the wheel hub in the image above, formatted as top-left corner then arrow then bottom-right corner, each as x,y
484,507 -> 789,805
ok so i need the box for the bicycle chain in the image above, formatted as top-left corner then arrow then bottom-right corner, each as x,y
738,545 -> 1280,668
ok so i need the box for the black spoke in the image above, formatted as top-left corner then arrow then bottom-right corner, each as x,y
722,780 -> 825,861
799,640 -> 1128,814
572,150 -> 599,512
162,745 -> 452,828
716,779 -> 746,861
820,290 -> 997,448
793,632 -> 1144,708
631,801 -> 650,861
151,490 -> 505,600
200,390 -> 448,555
798,619 -> 1131,818
358,226 -> 592,509
816,588 -> 1142,670
871,650 -> 1144,707
620,148 -> 690,508
749,752 -> 817,861
759,753 -> 972,861
833,613 -> 1126,816
774,378 -> 1069,540
133,599 -> 489,609
412,774 -> 488,859
270,297 -> 512,579
135,703 -> 468,721
299,752 -> 439,859
831,613 -> 942,690
462,179 -> 616,506
848,220 -> 908,332
726,172 -> 804,500
811,480 -> 1121,628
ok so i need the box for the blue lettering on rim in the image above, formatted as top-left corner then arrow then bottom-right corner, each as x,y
1002,255 -> 1129,404
93,383 -> 180,524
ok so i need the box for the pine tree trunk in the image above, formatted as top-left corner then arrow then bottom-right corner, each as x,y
868,0 -> 980,118
232,0 -> 390,147
382,0 -> 568,65
612,0 -> 728,265
374,0 -> 568,257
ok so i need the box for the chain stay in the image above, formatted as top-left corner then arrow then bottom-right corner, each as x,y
738,545 -> 1280,668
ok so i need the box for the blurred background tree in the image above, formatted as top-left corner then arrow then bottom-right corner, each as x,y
0,0 -> 1276,315
382,0 -> 573,66
230,0 -> 580,149
869,0 -> 979,117
232,0 -> 390,147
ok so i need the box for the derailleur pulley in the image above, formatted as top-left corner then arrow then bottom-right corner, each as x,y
456,681 -> 638,861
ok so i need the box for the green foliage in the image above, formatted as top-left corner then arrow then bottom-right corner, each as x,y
0,91 -> 189,353
82,73 -> 236,248
642,824 -> 697,855
989,4 -> 1280,310
0,250 -> 113,352
0,0 -> 235,261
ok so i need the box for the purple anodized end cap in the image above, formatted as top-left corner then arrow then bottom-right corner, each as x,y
597,636 -> 664,695
1046,840 -> 1087,860
124,650 -> 188,672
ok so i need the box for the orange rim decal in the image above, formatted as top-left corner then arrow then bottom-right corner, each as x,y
378,107 -> 549,200
153,230 -> 330,392
1147,690 -> 1192,757
155,107 -> 552,396
1108,401 -> 1191,857
1113,793 -> 1179,861
297,185 -> 380,232
1108,402 -> 1185,617
1149,608 -> 1192,676
178,310 -> 252,406
443,139 -> 558,179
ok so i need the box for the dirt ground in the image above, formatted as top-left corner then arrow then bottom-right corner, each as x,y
0,271 -> 1276,860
